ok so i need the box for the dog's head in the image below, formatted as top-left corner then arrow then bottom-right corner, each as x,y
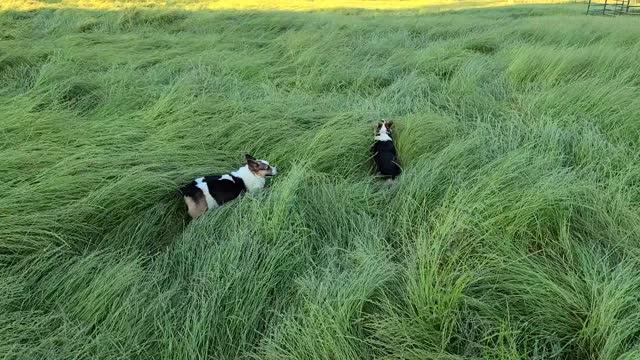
375,120 -> 393,137
246,154 -> 278,177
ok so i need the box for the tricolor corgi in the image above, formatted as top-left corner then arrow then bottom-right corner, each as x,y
372,120 -> 401,180
180,154 -> 277,219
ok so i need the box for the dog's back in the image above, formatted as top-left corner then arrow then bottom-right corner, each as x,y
373,140 -> 401,179
180,175 -> 246,219
373,120 -> 401,179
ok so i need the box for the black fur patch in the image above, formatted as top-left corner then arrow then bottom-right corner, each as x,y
373,138 -> 401,179
180,174 -> 247,207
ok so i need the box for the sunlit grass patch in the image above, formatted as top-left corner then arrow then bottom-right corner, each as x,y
2,0 -> 574,11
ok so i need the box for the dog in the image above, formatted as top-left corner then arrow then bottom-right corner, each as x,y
372,120 -> 401,181
180,154 -> 277,219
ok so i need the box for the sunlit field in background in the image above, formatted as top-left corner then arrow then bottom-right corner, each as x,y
2,0 -> 640,359
1,0 -> 572,11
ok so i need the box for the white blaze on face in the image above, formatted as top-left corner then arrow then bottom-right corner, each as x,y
375,123 -> 392,141
258,160 -> 277,176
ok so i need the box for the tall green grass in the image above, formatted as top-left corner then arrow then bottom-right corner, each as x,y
2,3 -> 640,359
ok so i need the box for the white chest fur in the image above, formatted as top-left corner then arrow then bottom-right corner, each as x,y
232,166 -> 265,192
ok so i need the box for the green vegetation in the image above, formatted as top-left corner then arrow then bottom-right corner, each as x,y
2,2 -> 640,359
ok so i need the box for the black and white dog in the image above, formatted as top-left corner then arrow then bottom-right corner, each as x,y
373,120 -> 401,181
180,154 -> 277,219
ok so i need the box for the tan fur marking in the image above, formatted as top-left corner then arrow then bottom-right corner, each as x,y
184,196 -> 208,219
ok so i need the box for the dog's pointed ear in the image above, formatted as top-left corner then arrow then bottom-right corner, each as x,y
246,154 -> 260,171
385,120 -> 393,129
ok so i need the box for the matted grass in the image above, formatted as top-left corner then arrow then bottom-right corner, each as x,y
2,1 -> 640,359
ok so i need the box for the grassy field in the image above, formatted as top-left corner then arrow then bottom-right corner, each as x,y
2,0 -> 640,359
